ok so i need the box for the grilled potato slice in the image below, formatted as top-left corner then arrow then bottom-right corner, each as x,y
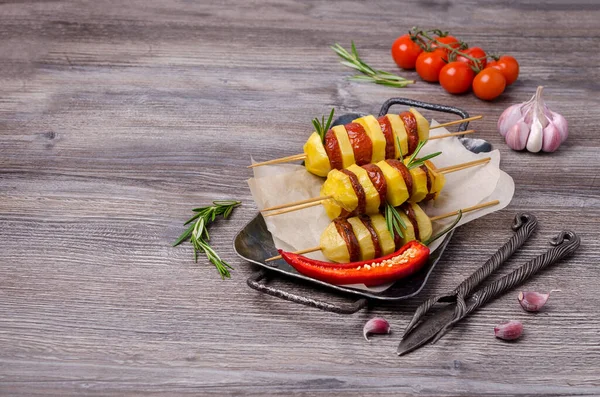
354,115 -> 387,163
320,222 -> 350,263
303,132 -> 331,177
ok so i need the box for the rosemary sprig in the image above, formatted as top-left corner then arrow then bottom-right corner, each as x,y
312,108 -> 335,143
406,140 -> 442,169
173,200 -> 241,279
384,201 -> 406,239
331,42 -> 415,88
423,210 -> 463,246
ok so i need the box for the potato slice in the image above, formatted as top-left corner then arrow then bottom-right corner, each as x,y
331,125 -> 355,168
425,160 -> 446,200
410,203 -> 433,242
386,114 -> 408,158
353,115 -> 387,163
347,217 -> 376,261
347,164 -> 381,214
406,165 -> 428,202
370,214 -> 396,256
303,132 -> 331,177
399,212 -> 416,245
320,222 -> 350,263
376,160 -> 409,206
409,108 -> 430,142
320,182 -> 342,219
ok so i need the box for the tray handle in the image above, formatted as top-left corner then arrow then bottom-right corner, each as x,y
247,269 -> 368,314
378,97 -> 471,132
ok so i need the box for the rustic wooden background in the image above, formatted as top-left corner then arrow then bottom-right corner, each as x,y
1,0 -> 599,395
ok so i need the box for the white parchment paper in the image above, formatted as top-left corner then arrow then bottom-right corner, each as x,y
248,120 -> 515,291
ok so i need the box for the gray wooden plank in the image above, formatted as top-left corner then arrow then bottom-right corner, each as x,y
1,0 -> 599,395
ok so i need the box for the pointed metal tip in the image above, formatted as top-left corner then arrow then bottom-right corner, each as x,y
403,320 -> 419,337
397,338 -> 421,356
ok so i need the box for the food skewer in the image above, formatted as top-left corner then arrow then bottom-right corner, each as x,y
249,129 -> 477,168
266,200 -> 499,262
248,110 -> 482,176
262,157 -> 491,218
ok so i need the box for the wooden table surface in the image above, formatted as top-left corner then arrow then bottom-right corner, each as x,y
2,1 -> 599,395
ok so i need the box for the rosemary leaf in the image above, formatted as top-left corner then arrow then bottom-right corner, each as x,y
406,140 -> 426,166
408,151 -> 442,170
384,201 -> 405,239
332,42 -> 414,89
173,200 -> 241,278
173,222 -> 196,247
424,210 -> 463,246
312,108 -> 335,143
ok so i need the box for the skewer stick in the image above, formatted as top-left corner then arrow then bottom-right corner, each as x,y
438,157 -> 491,174
262,201 -> 322,217
262,195 -> 334,212
261,158 -> 492,215
265,199 -> 500,261
248,153 -> 306,168
266,246 -> 321,262
431,115 -> 483,130
429,200 -> 500,221
249,116 -> 482,168
429,129 -> 475,140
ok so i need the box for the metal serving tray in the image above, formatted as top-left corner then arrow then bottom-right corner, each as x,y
235,98 -> 492,314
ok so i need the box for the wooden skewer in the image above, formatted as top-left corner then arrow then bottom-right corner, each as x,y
429,129 -> 475,140
431,115 -> 482,130
266,247 -> 321,262
248,153 -> 306,168
262,195 -> 333,212
429,200 -> 500,221
438,157 -> 491,174
263,201 -> 322,217
260,158 -> 491,215
249,116 -> 482,168
265,199 -> 500,261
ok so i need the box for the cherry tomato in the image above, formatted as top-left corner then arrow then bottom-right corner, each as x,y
488,55 -> 519,85
432,35 -> 461,52
439,62 -> 475,94
415,49 -> 447,83
456,47 -> 487,69
391,34 -> 423,69
472,68 -> 506,101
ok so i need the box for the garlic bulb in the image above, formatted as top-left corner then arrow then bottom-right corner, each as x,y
498,86 -> 568,152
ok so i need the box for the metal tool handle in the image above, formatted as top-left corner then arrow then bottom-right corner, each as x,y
247,270 -> 369,314
464,230 -> 580,318
403,213 -> 537,336
378,97 -> 470,131
454,213 -> 538,298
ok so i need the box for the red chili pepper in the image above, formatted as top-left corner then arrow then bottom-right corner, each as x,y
279,241 -> 430,287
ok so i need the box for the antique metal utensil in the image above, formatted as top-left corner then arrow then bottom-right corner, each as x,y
398,213 -> 580,356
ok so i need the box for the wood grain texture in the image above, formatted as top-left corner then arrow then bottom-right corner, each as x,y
1,0 -> 599,395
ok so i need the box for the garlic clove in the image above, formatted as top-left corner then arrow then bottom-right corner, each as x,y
549,110 -> 569,143
363,317 -> 390,341
505,121 -> 529,151
494,320 -> 523,341
518,291 -> 555,312
525,117 -> 544,153
541,123 -> 562,153
498,104 -> 523,137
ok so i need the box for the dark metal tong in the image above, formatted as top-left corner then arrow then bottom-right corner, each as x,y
397,213 -> 580,356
